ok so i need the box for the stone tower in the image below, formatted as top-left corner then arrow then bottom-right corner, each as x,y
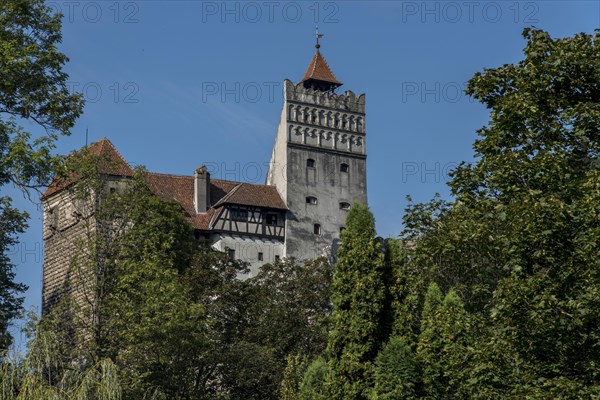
267,44 -> 367,261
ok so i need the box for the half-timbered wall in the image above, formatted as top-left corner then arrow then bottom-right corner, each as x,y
211,205 -> 285,239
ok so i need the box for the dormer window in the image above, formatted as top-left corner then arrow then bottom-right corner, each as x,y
307,158 -> 315,168
231,208 -> 249,221
306,196 -> 318,205
340,163 -> 349,173
340,202 -> 351,211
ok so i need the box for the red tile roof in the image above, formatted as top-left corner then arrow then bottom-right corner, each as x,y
144,172 -> 287,231
43,138 -> 134,199
43,139 -> 287,231
300,50 -> 342,87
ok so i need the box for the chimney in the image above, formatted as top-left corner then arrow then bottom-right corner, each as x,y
194,165 -> 210,213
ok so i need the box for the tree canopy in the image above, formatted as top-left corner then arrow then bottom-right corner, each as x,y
0,0 -> 84,350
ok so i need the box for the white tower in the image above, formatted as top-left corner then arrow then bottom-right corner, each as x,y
267,39 -> 367,261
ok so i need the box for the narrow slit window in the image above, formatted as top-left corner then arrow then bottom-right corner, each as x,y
228,249 -> 235,261
314,223 -> 321,235
306,196 -> 318,205
258,252 -> 263,261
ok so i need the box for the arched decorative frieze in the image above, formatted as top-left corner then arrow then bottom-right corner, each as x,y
349,115 -> 356,132
354,136 -> 365,154
306,128 -> 319,146
317,130 -> 326,146
302,127 -> 310,144
322,131 -> 333,148
356,117 -> 363,133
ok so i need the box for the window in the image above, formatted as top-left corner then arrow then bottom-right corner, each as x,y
49,207 -> 58,230
258,252 -> 264,261
275,255 -> 280,262
340,163 -> 349,173
266,213 -> 278,226
340,202 -> 351,210
306,196 -> 318,205
228,249 -> 235,261
307,158 -> 315,168
109,187 -> 116,194
314,223 -> 321,235
231,208 -> 248,221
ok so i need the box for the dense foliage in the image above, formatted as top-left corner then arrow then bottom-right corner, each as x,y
325,203 -> 387,399
3,25 -> 600,400
0,150 -> 334,399
304,28 -> 600,399
0,0 -> 84,350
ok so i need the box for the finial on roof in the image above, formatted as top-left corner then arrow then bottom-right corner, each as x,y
299,29 -> 342,92
315,25 -> 323,50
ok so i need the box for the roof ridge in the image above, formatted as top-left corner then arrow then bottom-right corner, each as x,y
146,172 -> 276,189
147,171 -> 192,179
91,138 -> 135,173
213,182 -> 243,208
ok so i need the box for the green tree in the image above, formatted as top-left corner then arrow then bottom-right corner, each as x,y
0,0 -> 84,350
326,203 -> 387,400
280,354 -> 310,400
42,153 -> 209,398
371,335 -> 420,400
417,284 -> 471,399
0,329 -> 122,400
402,29 -> 600,396
299,358 -> 328,400
246,257 -> 333,362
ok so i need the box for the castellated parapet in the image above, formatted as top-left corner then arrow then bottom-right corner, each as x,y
267,77 -> 368,262
283,80 -> 366,157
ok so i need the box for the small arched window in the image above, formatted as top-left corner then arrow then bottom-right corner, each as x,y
307,158 -> 316,168
306,196 -> 318,205
339,202 -> 351,211
340,163 -> 349,173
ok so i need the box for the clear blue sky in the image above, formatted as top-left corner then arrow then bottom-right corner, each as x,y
6,0 -> 599,345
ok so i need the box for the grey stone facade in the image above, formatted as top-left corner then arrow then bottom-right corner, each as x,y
267,79 -> 368,261
41,48 -> 368,313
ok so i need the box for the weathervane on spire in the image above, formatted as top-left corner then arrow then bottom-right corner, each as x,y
315,25 -> 324,49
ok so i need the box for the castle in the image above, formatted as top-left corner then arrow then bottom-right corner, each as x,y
41,43 -> 368,312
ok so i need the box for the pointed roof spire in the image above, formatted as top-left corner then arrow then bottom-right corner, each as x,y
299,27 -> 342,92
